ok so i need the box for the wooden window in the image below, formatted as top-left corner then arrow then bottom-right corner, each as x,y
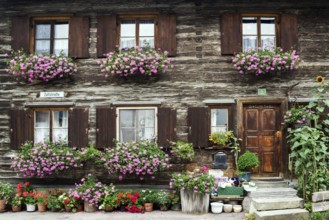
209,105 -> 233,133
242,16 -> 277,52
34,109 -> 68,143
116,107 -> 157,142
118,15 -> 157,49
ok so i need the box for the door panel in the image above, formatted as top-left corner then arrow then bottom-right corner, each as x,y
243,104 -> 281,176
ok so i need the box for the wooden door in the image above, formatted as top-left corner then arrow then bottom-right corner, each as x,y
243,104 -> 282,176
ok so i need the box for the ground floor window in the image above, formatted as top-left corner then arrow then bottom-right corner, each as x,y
34,109 -> 68,143
210,108 -> 229,133
116,107 -> 157,142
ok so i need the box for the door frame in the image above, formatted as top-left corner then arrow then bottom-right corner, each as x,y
237,98 -> 288,177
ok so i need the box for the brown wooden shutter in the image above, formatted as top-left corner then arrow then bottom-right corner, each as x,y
280,14 -> 298,51
97,15 -> 117,58
68,108 -> 89,148
96,107 -> 117,149
11,16 -> 30,52
158,107 -> 176,148
221,13 -> 241,55
10,109 -> 33,149
157,14 -> 176,56
188,107 -> 209,149
69,16 -> 89,58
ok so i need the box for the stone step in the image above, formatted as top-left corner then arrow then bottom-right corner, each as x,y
255,208 -> 309,220
248,188 -> 297,198
252,197 -> 304,211
254,180 -> 289,188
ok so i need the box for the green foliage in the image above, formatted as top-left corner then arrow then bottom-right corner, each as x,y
156,190 -> 170,204
139,189 -> 157,203
309,210 -> 329,220
79,145 -> 103,163
10,196 -> 23,206
209,131 -> 234,146
0,181 -> 14,200
99,184 -> 120,210
47,195 -> 63,210
237,151 -> 260,172
244,213 -> 256,220
170,141 -> 195,161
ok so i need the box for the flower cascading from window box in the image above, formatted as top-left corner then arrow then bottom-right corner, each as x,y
7,50 -> 77,83
98,47 -> 174,78
11,141 -> 83,178
102,140 -> 171,180
232,47 -> 301,76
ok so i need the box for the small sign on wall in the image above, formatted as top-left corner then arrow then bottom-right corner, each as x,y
40,92 -> 65,98
258,88 -> 267,96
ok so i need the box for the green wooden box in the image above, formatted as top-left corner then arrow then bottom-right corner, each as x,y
217,187 -> 244,196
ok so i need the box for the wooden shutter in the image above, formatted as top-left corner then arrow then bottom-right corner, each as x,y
157,14 -> 176,56
11,16 -> 30,52
188,107 -> 209,149
221,13 -> 241,55
69,16 -> 89,58
97,15 -> 117,58
158,107 -> 176,148
68,108 -> 89,148
96,107 -> 117,149
10,109 -> 33,149
280,14 -> 298,51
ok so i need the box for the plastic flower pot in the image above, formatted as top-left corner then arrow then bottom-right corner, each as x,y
26,204 -> 36,212
210,202 -> 223,214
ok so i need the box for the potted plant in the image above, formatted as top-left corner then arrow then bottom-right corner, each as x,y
169,166 -> 217,214
34,191 -> 48,212
0,181 -> 14,212
47,189 -> 64,212
232,47 -> 300,76
10,196 -> 23,212
156,190 -> 171,211
71,174 -> 106,212
125,192 -> 144,213
117,191 -> 129,212
209,130 -> 235,147
23,191 -> 36,212
139,189 -> 156,212
99,184 -> 119,212
170,141 -> 195,161
237,151 -> 260,182
58,193 -> 77,212
168,190 -> 181,211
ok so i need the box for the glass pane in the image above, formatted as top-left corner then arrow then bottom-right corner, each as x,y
120,20 -> 136,37
34,128 -> 50,143
120,37 -> 136,48
261,36 -> 276,49
35,40 -> 51,54
139,128 -> 154,140
54,39 -> 68,55
211,109 -> 228,133
137,110 -> 155,127
120,110 -> 135,127
242,17 -> 257,35
35,24 -> 51,39
139,37 -> 154,48
261,17 -> 275,35
54,23 -> 69,38
53,128 -> 68,143
140,20 -> 154,36
35,111 -> 50,128
53,111 -> 68,128
120,128 -> 135,142
243,36 -> 257,52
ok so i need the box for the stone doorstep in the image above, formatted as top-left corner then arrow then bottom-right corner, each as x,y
254,181 -> 289,189
252,197 -> 304,211
248,188 -> 297,198
255,208 -> 309,220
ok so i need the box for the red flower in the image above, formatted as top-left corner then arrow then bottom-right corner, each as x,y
64,199 -> 70,205
135,192 -> 140,198
30,192 -> 34,197
17,183 -> 22,191
74,196 -> 80,201
130,197 -> 137,203
23,191 -> 29,197
24,182 -> 30,187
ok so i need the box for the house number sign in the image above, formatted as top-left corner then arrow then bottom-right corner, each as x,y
40,92 -> 65,98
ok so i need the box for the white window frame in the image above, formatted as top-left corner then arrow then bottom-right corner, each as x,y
116,106 -> 158,142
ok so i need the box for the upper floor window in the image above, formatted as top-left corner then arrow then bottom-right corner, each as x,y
32,17 -> 70,55
119,16 -> 156,48
34,109 -> 68,143
116,107 -> 157,142
242,16 -> 276,52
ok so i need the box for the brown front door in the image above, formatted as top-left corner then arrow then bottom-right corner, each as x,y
243,104 -> 282,176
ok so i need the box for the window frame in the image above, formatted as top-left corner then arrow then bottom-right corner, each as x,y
241,13 -> 280,50
33,107 -> 69,143
116,106 -> 158,142
208,105 -> 233,133
116,14 -> 158,49
30,16 -> 71,54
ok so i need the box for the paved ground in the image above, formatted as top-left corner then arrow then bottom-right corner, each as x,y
1,211 -> 246,220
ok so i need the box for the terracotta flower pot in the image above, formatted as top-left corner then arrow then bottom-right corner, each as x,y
0,200 -> 7,212
37,204 -> 47,212
12,205 -> 22,212
104,205 -> 114,212
64,205 -> 72,212
77,204 -> 84,212
144,203 -> 153,212
84,200 -> 96,212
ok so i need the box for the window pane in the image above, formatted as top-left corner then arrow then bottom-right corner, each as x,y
53,129 -> 68,143
261,36 -> 276,49
139,37 -> 154,48
242,17 -> 257,35
35,24 -> 51,39
54,39 -> 68,55
261,17 -> 275,35
35,111 -> 50,143
140,20 -> 154,36
121,20 -> 136,37
121,38 -> 136,48
211,109 -> 228,133
120,110 -> 135,127
243,36 -> 257,52
35,40 -> 51,54
54,23 -> 69,38
35,129 -> 50,143
53,111 -> 68,128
